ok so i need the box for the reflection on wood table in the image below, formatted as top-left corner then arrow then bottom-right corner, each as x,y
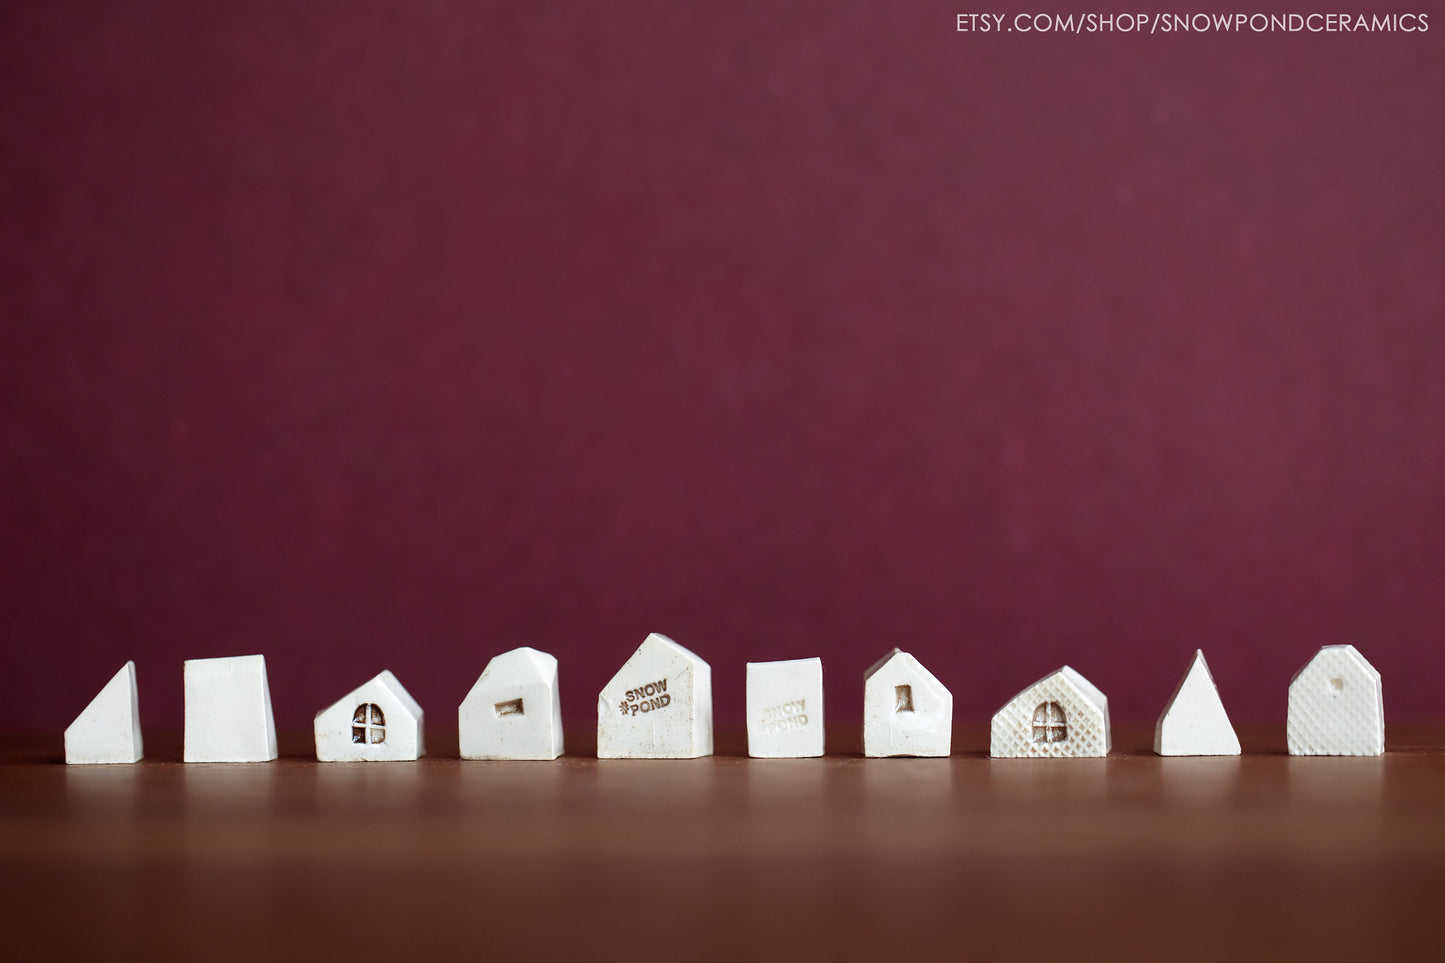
4,726 -> 1444,961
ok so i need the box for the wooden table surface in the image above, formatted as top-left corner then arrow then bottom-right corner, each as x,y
5,726 -> 1444,961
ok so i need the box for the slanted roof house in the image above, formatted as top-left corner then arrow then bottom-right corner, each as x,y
459,646 -> 564,760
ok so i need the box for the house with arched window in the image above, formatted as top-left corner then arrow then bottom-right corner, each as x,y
1286,645 -> 1383,756
314,670 -> 424,762
990,666 -> 1110,758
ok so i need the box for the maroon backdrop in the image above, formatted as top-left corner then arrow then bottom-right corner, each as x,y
3,1 -> 1442,733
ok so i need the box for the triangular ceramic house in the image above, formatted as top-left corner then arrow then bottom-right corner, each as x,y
65,661 -> 143,765
862,649 -> 952,758
314,670 -> 424,762
597,633 -> 712,759
459,647 -> 564,760
991,666 -> 1110,758
1287,644 -> 1384,756
1155,650 -> 1241,756
184,654 -> 278,763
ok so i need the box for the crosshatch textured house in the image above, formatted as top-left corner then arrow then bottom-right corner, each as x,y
597,633 -> 713,759
1287,644 -> 1384,756
459,646 -> 564,760
314,670 -> 424,762
862,648 -> 952,758
991,666 -> 1110,758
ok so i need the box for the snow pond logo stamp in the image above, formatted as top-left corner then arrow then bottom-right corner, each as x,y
758,698 -> 807,735
618,678 -> 671,716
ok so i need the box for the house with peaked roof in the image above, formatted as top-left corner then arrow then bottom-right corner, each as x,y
597,633 -> 712,759
314,670 -> 424,762
1287,644 -> 1383,756
862,648 -> 952,757
459,646 -> 564,760
991,666 -> 1110,758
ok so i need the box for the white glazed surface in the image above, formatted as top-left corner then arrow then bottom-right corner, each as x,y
459,647 -> 564,760
183,655 -> 278,763
64,661 -> 143,765
862,649 -> 952,758
990,666 -> 1110,758
314,669 -> 425,762
1287,644 -> 1384,756
746,658 -> 824,758
1154,650 -> 1241,756
597,633 -> 713,759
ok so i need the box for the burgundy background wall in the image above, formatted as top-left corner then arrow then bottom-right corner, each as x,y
3,1 -> 1442,733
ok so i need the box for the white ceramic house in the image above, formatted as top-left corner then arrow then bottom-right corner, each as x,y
597,633 -> 713,759
184,654 -> 278,763
314,670 -> 424,762
991,666 -> 1110,758
862,648 -> 952,757
65,661 -> 143,765
1155,650 -> 1241,756
459,646 -> 564,760
1287,644 -> 1384,756
747,657 -> 824,758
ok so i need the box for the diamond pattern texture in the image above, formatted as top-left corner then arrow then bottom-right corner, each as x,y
991,672 -> 1109,758
1287,646 -> 1384,756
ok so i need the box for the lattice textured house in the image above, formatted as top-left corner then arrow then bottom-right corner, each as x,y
1286,645 -> 1383,756
991,666 -> 1110,758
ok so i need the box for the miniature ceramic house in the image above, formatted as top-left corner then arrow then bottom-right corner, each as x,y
1287,644 -> 1384,756
862,648 -> 952,758
459,647 -> 564,760
184,654 -> 278,763
597,633 -> 713,759
65,661 -> 143,765
314,670 -> 424,762
747,658 -> 824,758
1155,650 -> 1241,756
991,666 -> 1110,758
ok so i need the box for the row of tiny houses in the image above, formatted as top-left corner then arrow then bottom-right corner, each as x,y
63,637 -> 1385,764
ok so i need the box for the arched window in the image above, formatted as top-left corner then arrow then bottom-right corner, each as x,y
352,703 -> 385,744
1031,701 -> 1067,744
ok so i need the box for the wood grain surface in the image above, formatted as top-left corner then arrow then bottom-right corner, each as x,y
5,726 -> 1444,961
